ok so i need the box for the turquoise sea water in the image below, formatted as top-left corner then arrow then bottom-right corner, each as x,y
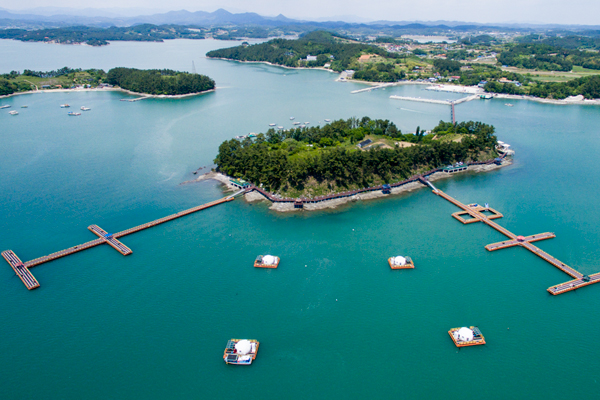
1,39 -> 600,399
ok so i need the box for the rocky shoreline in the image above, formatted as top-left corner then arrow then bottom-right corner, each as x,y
186,159 -> 511,213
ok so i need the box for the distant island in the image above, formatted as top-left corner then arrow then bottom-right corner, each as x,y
207,31 -> 405,82
0,67 -> 215,97
214,118 -> 500,200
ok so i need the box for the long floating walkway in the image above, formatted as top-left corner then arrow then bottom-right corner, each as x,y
422,178 -> 600,295
3,195 -> 237,290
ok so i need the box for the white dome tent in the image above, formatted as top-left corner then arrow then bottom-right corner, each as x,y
393,256 -> 406,266
262,255 -> 276,265
235,340 -> 252,355
455,327 -> 474,342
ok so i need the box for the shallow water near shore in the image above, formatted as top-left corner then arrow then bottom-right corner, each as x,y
2,39 -> 600,399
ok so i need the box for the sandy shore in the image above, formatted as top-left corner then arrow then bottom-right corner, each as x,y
187,159 -> 511,213
0,86 -> 215,100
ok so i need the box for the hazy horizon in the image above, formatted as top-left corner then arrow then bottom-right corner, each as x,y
0,1 -> 599,25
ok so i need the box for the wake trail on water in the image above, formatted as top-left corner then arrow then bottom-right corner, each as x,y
399,107 -> 426,114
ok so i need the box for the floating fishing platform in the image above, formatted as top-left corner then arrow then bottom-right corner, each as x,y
254,255 -> 280,269
448,326 -> 485,347
388,256 -> 414,269
420,177 -> 600,295
223,339 -> 259,365
2,191 -> 247,290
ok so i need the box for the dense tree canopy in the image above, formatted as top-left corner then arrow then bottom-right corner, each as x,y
106,68 -> 215,95
207,30 -> 394,72
215,118 -> 497,195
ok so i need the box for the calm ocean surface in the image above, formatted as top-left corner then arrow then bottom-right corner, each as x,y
1,39 -> 600,399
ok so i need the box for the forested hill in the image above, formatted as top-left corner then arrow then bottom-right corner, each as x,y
206,30 -> 391,72
107,68 -> 215,95
215,118 -> 498,197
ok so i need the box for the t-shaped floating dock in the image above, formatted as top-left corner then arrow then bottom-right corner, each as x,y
421,177 -> 600,295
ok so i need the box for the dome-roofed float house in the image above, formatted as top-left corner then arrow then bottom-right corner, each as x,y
388,255 -> 414,269
448,326 -> 486,347
223,339 -> 260,365
254,254 -> 280,268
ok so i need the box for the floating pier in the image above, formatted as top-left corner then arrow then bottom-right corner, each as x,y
3,195 -> 239,290
421,178 -> 600,295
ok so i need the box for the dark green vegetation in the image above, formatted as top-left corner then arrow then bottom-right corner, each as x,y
207,30 -> 394,72
0,24 -> 206,46
353,63 -> 405,82
498,43 -> 600,71
106,68 -> 215,95
215,118 -> 497,196
485,75 -> 600,99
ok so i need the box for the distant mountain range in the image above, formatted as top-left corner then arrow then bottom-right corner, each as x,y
0,7 -> 598,31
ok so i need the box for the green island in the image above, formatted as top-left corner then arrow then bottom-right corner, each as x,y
0,67 -> 215,96
214,118 -> 498,198
106,68 -> 215,96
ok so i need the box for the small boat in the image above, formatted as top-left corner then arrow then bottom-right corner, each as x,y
21,105 -> 28,108
305,122 -> 309,125
254,254 -> 280,268
448,326 -> 485,347
81,106 -> 91,111
60,104 -> 70,108
0,105 -> 11,109
300,125 -> 306,128
324,119 -> 331,122
9,110 -> 18,115
293,122 -> 300,125
68,112 -> 81,116
223,339 -> 259,365
504,103 -> 513,107
269,123 -> 276,126
388,255 -> 414,269
290,117 -> 295,120
277,126 -> 284,130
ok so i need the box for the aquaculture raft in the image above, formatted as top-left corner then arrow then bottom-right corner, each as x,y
254,255 -> 280,269
388,256 -> 414,269
448,326 -> 486,347
223,339 -> 259,365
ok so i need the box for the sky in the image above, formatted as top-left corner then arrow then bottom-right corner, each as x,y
1,0 -> 599,25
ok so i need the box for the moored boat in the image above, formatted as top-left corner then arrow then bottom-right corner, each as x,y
324,119 -> 331,122
0,105 -> 11,109
269,123 -> 276,126
448,326 -> 485,347
290,116 -> 295,120
60,104 -> 70,108
388,255 -> 414,269
81,106 -> 91,111
254,254 -> 280,268
223,339 -> 259,365
9,110 -> 18,115
68,112 -> 81,116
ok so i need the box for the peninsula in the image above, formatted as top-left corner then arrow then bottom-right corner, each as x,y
0,67 -> 215,97
211,118 -> 507,211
